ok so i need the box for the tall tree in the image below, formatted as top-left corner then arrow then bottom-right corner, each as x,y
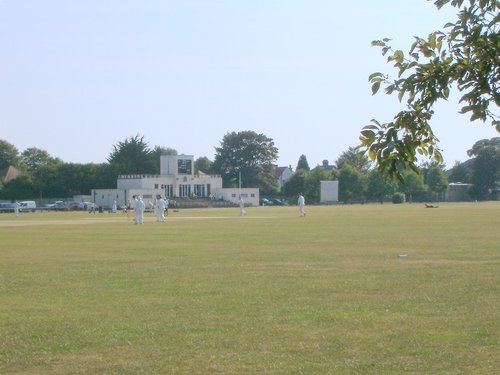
20,147 -> 62,175
366,169 -> 398,203
296,154 -> 310,171
282,169 -> 308,200
212,131 -> 279,192
426,166 -> 449,200
399,169 -> 426,202
0,175 -> 36,200
467,137 -> 500,200
336,146 -> 372,173
107,135 -> 155,175
360,0 -> 499,180
194,156 -> 213,175
0,139 -> 21,171
447,160 -> 470,183
338,165 -> 366,202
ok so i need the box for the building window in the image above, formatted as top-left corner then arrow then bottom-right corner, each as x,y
179,184 -> 191,198
194,184 -> 206,197
164,185 -> 173,197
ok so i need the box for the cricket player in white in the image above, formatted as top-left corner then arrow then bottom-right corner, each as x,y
156,196 -> 168,222
298,194 -> 305,217
239,197 -> 246,216
133,195 -> 144,224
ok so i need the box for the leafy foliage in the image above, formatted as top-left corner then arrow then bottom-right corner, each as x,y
338,165 -> 366,202
194,156 -> 213,175
447,160 -> 470,183
426,166 -> 449,199
282,169 -> 308,200
107,135 -> 155,175
399,169 -> 427,201
213,131 -> 279,193
467,137 -> 500,199
360,0 -> 499,180
0,139 -> 21,171
0,175 -> 37,200
366,169 -> 398,202
296,154 -> 310,171
335,147 -> 372,173
20,147 -> 63,174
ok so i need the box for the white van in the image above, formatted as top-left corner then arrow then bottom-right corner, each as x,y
19,201 -> 37,212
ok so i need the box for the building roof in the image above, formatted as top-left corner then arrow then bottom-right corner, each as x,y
0,165 -> 21,183
275,166 -> 292,178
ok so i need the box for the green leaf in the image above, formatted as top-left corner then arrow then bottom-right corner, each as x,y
371,40 -> 386,47
368,72 -> 384,82
360,130 -> 376,139
393,50 -> 404,64
368,148 -> 377,161
371,81 -> 381,95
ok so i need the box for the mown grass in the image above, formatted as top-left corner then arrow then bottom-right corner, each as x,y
0,203 -> 499,374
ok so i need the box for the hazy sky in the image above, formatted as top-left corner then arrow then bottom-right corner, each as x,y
1,0 -> 497,169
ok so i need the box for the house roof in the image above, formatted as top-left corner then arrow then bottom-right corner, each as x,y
275,166 -> 291,178
0,165 -> 21,183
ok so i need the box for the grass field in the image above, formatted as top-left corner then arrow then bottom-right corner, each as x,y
1,202 -> 499,374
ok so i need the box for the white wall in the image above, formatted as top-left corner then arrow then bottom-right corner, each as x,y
213,188 -> 260,206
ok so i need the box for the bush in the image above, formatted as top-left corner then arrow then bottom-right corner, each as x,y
392,192 -> 406,204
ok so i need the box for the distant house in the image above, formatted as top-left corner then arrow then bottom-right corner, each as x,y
321,160 -> 336,171
275,165 -> 293,190
0,166 -> 21,183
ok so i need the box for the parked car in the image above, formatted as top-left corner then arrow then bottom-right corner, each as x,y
45,200 -> 64,209
270,198 -> 286,206
260,198 -> 271,206
67,202 -> 85,210
0,202 -> 13,213
19,201 -> 36,212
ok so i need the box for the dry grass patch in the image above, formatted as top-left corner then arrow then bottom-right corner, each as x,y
1,203 -> 499,374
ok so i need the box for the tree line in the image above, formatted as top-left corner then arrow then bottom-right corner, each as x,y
0,132 -> 498,202
2,1 -> 498,203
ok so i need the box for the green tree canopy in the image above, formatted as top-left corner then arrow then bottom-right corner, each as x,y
20,147 -> 63,174
467,137 -> 500,200
447,160 -> 470,183
213,131 -> 279,192
194,156 -> 213,175
296,154 -> 310,171
426,166 -> 449,198
336,146 -> 372,174
282,169 -> 308,200
399,169 -> 426,202
338,164 -> 366,202
0,175 -> 37,200
0,139 -> 21,171
107,135 -> 155,175
360,0 -> 499,180
366,169 -> 398,202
